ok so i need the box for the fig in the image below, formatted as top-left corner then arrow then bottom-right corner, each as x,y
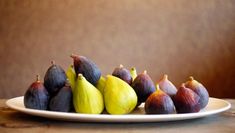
104,75 -> 137,114
157,74 -> 177,97
73,74 -> 104,114
44,61 -> 67,95
66,65 -> 76,90
49,82 -> 73,112
24,75 -> 49,110
145,85 -> 175,114
95,76 -> 106,94
173,84 -> 200,113
112,64 -> 132,85
185,76 -> 209,109
132,70 -> 156,104
71,54 -> 101,85
130,67 -> 137,81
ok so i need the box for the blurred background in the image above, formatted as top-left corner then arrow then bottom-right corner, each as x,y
0,0 -> 234,98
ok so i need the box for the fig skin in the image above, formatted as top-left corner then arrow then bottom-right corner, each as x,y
173,84 -> 200,113
185,76 -> 209,109
132,71 -> 156,104
157,74 -> 177,97
71,54 -> 101,85
24,75 -> 49,110
112,64 -> 132,85
145,86 -> 175,114
49,83 -> 73,112
44,61 -> 67,96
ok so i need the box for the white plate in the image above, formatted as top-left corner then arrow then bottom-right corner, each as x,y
6,96 -> 231,122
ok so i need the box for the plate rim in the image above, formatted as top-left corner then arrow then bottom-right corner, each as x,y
6,96 -> 231,122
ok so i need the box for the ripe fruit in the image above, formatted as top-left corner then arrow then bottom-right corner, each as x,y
49,82 -> 73,112
73,74 -> 104,114
112,64 -> 132,85
174,84 -> 200,113
71,54 -> 101,85
95,76 -> 106,94
132,71 -> 156,104
44,61 -> 67,95
145,85 -> 175,114
24,75 -> 49,110
66,65 -> 76,90
157,74 -> 177,97
130,67 -> 137,81
185,76 -> 209,109
104,75 -> 137,114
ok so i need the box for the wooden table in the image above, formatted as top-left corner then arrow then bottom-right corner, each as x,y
0,99 -> 234,133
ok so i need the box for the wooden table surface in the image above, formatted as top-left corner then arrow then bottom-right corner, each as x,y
0,99 -> 234,133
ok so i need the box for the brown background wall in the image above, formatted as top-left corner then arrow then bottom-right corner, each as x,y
0,0 -> 235,98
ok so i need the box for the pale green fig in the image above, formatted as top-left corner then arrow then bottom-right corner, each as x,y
104,75 -> 137,114
96,76 -> 106,94
73,74 -> 104,114
130,67 -> 137,81
66,65 -> 76,90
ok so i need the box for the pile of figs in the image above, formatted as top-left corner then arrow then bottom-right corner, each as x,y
24,54 -> 209,114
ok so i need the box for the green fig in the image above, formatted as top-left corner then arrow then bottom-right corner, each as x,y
145,85 -> 175,114
95,76 -> 106,94
66,65 -> 76,90
73,74 -> 104,114
185,76 -> 209,109
130,67 -> 137,81
104,75 -> 137,114
157,74 -> 177,97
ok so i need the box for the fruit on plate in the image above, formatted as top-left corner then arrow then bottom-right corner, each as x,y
71,54 -> 101,86
104,75 -> 137,114
145,85 -> 175,114
112,64 -> 132,85
49,82 -> 73,112
185,76 -> 209,109
24,75 -> 49,110
44,61 -> 67,95
95,76 -> 106,94
173,84 -> 200,113
130,67 -> 137,81
157,74 -> 177,97
73,74 -> 104,114
66,65 -> 76,90
132,70 -> 156,104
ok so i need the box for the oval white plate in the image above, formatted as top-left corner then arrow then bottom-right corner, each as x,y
6,96 -> 231,122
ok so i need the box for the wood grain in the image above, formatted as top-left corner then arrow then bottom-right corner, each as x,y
0,0 -> 235,98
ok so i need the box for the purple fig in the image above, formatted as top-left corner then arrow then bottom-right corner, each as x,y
112,64 -> 132,85
157,74 -> 177,97
24,75 -> 49,110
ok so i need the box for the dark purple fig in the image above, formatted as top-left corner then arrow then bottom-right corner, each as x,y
132,70 -> 156,104
24,75 -> 49,110
157,74 -> 177,97
49,82 -> 73,112
145,85 -> 175,114
112,64 -> 132,85
71,54 -> 101,85
173,84 -> 200,113
44,61 -> 67,96
185,76 -> 209,109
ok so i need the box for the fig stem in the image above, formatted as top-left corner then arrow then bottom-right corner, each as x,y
189,76 -> 194,81
181,83 -> 186,88
119,64 -> 124,68
163,74 -> 168,80
51,60 -> 55,65
77,74 -> 83,80
131,67 -> 135,71
70,54 -> 77,59
36,75 -> 40,82
143,70 -> 147,74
